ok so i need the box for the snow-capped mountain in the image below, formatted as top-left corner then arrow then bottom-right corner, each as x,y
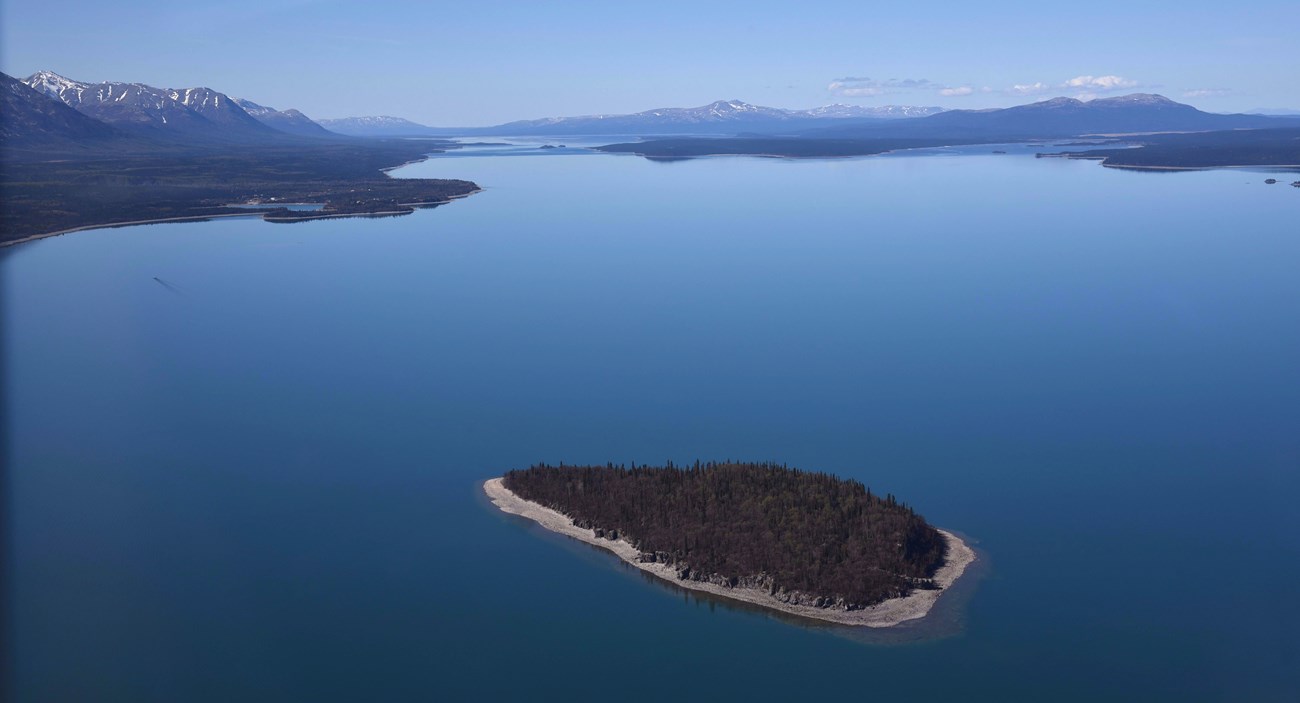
168,87 -> 264,128
232,98 -> 337,137
1,71 -> 120,148
26,71 -> 212,132
628,100 -> 793,123
24,71 -> 278,140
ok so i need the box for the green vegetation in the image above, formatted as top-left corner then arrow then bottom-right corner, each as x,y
1,140 -> 479,244
504,462 -> 947,609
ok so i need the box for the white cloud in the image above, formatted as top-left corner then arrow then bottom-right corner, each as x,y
1001,75 -> 1144,99
831,74 -> 1146,102
1063,75 -> 1138,91
828,77 -> 938,98
1183,88 -> 1231,99
829,84 -> 885,97
1007,82 -> 1051,96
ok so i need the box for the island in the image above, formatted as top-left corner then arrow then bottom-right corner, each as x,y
485,462 -> 974,627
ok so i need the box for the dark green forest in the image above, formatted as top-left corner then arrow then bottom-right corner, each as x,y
504,462 -> 948,610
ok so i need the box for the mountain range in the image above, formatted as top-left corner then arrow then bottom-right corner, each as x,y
472,100 -> 947,136
5,71 -> 1299,156
317,95 -> 1291,140
11,70 -> 340,147
597,94 -> 1300,159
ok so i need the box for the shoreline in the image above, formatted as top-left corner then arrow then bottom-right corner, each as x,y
0,188 -> 482,249
484,477 -> 975,628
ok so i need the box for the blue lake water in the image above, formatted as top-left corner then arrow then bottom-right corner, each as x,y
4,145 -> 1299,701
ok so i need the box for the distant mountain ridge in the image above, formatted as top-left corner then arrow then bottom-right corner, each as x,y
597,93 -> 1300,160
1247,107 -> 1300,116
810,93 -> 1287,139
323,100 -> 946,137
316,115 -> 445,137
482,100 -> 946,135
232,98 -> 338,137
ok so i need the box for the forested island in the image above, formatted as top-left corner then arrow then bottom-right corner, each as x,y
486,462 -> 974,626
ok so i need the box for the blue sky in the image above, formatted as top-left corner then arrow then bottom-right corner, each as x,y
2,0 -> 1297,125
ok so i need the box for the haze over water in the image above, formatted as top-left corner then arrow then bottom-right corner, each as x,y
5,145 -> 1299,701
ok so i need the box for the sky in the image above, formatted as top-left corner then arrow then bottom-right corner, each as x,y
2,0 -> 1297,126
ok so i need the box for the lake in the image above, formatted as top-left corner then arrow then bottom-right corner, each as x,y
4,143 -> 1299,701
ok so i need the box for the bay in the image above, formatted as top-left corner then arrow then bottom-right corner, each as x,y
4,144 -> 1299,701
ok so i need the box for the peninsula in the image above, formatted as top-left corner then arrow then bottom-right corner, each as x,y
485,462 -> 974,627
1,71 -> 480,245
0,140 -> 480,247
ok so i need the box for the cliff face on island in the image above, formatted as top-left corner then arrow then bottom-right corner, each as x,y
502,462 -> 946,611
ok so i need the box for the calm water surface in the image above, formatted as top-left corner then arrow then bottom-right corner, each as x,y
4,145 -> 1299,701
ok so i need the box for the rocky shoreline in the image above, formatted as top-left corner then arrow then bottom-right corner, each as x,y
484,477 -> 975,627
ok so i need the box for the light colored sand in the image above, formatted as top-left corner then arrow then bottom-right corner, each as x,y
484,477 -> 974,627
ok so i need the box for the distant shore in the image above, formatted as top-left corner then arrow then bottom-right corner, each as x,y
484,477 -> 974,627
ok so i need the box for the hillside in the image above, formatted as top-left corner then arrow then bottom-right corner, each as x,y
232,98 -> 338,138
1,72 -> 123,150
